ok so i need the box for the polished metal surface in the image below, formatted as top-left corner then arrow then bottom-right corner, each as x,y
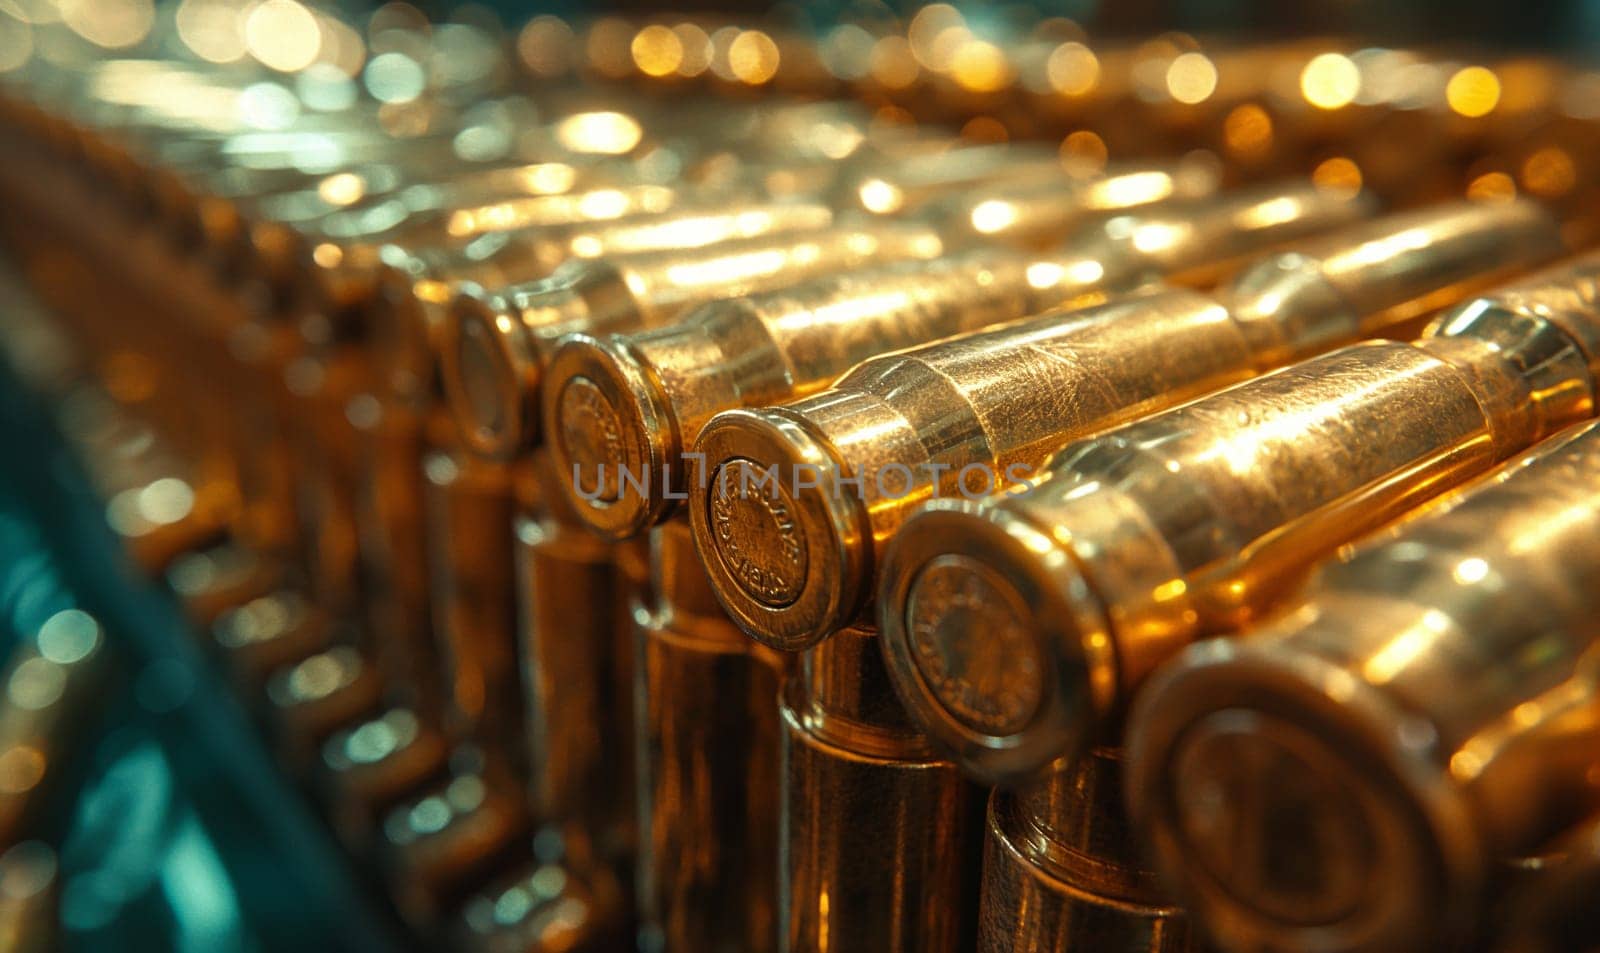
6,26 -> 1600,953
1126,419 -> 1600,953
978,750 -> 1194,953
877,250 -> 1600,786
779,624 -> 985,953
444,219 -> 947,460
696,197 -> 1557,653
543,177 -> 1343,542
635,520 -> 785,953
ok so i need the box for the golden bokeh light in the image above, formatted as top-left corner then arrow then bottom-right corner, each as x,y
314,15 -> 365,77
1224,104 -> 1274,158
960,115 -> 1008,143
175,0 -> 247,64
585,17 -> 636,80
1046,42 -> 1099,96
1061,130 -> 1108,169
1521,147 -> 1576,197
245,0 -> 322,72
970,199 -> 1018,234
951,39 -> 1010,92
908,3 -> 963,68
858,178 -> 904,214
1447,66 -> 1501,117
707,25 -> 740,81
1300,52 -> 1360,109
869,35 -> 919,90
517,15 -> 574,78
1466,170 -> 1517,202
555,111 -> 643,155
728,30 -> 779,84
1166,52 -> 1217,104
1312,156 -> 1363,193
317,171 -> 366,206
673,23 -> 712,77
60,0 -> 154,49
1494,59 -> 1556,114
0,746 -> 45,795
632,24 -> 683,77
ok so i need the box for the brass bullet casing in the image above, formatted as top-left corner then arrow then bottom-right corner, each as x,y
372,199 -> 836,405
515,456 -> 639,864
779,624 -> 986,953
379,753 -> 533,931
422,446 -> 522,767
635,519 -> 785,953
165,540 -> 286,629
979,750 -> 1193,953
318,705 -> 451,852
199,149 -> 491,280
880,248 -> 1600,787
1125,419 -> 1600,953
0,611 -> 107,844
291,180 -> 694,343
351,399 -> 440,716
924,157 -> 1223,249
263,641 -> 387,770
545,248 -> 1062,541
290,99 -> 886,332
455,853 -> 627,953
541,170 -> 1262,540
211,589 -> 332,689
1501,815 -> 1600,953
843,142 -> 1085,217
698,188 -> 1546,652
444,219 -> 947,460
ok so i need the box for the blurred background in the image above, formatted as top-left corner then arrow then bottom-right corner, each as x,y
0,1 -> 1594,952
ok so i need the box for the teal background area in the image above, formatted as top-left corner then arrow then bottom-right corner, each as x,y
0,327 -> 408,953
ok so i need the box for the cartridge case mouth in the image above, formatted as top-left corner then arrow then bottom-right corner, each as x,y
444,290 -> 538,460
543,335 -> 673,540
876,503 -> 1112,787
690,409 -> 868,652
1125,640 -> 1481,953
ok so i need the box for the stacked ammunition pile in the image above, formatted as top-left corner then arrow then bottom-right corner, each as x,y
3,5 -> 1600,952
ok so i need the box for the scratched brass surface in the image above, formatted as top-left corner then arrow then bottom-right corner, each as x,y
877,251 -> 1600,786
1126,419 -> 1600,953
541,169 -> 1284,541
444,219 -> 947,460
8,27 -> 1600,953
699,197 -> 1563,654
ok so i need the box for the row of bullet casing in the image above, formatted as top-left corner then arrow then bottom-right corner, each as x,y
3,14 -> 1600,953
